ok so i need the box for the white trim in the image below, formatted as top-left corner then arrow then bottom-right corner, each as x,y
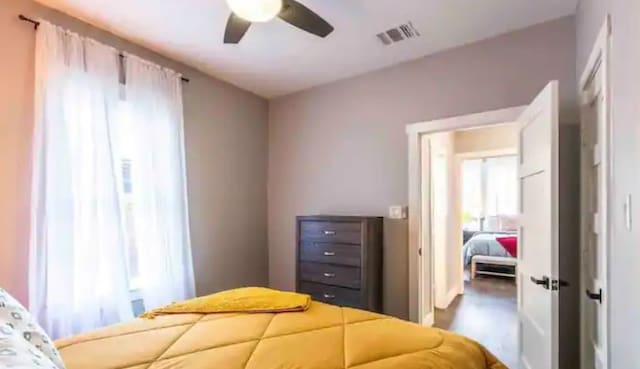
406,107 -> 526,135
446,288 -> 459,307
434,286 -> 456,310
456,148 -> 518,160
422,312 -> 434,327
408,132 -> 422,323
406,106 -> 524,323
579,16 -> 611,369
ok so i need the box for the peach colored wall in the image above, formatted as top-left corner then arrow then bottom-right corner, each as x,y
0,0 -> 37,305
453,124 -> 518,154
268,17 -> 577,319
0,0 -> 269,305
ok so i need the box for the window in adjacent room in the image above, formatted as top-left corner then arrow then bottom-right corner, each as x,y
462,155 -> 518,232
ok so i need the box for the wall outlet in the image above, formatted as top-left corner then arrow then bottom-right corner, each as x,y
389,205 -> 408,219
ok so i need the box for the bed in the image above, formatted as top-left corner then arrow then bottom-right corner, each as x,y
55,301 -> 507,369
463,232 -> 517,266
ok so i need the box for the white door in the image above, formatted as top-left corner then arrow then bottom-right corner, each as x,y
419,134 -> 434,326
517,81 -> 560,369
581,63 -> 608,369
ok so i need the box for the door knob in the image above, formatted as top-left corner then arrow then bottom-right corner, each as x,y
585,289 -> 602,304
530,276 -> 550,289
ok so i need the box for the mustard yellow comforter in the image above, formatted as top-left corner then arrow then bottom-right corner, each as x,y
56,302 -> 507,369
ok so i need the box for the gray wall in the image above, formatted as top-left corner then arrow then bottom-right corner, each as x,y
0,0 -> 269,304
268,16 -> 577,319
576,0 -> 609,75
577,1 -> 640,368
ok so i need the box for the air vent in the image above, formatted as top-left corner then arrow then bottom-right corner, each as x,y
377,22 -> 420,45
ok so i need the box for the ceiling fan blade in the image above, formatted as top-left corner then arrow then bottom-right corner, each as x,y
224,13 -> 251,44
278,0 -> 334,38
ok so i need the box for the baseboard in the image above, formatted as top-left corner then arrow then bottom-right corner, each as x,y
422,312 -> 434,327
435,287 -> 460,310
445,287 -> 460,306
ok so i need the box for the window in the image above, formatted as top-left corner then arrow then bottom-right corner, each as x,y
462,156 -> 518,231
115,100 -> 140,290
121,158 -> 140,289
30,23 -> 195,335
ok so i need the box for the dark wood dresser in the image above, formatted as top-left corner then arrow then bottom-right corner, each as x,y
296,215 -> 383,312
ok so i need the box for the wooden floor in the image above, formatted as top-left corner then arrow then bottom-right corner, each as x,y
434,275 -> 517,369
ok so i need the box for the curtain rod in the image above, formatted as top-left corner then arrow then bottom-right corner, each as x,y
18,14 -> 190,83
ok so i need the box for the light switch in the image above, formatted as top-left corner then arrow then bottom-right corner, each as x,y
389,205 -> 408,219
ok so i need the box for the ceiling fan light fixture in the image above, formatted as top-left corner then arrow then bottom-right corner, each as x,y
226,0 -> 283,22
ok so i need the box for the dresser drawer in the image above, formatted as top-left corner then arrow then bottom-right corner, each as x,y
299,262 -> 361,289
299,282 -> 361,308
299,241 -> 361,267
299,221 -> 362,245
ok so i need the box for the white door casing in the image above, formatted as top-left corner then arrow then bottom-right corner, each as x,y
406,106 -> 526,324
582,70 -> 608,369
580,17 -> 610,369
419,134 -> 434,325
517,81 -> 560,369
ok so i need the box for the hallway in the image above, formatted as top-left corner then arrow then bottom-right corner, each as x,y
434,276 -> 517,368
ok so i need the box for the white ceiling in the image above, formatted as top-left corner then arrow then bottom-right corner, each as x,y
35,0 -> 578,98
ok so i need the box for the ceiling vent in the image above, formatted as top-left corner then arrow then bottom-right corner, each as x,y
377,22 -> 420,45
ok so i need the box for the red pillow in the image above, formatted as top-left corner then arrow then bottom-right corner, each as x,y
496,236 -> 518,258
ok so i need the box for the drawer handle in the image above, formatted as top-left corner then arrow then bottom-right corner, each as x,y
323,251 -> 336,256
323,293 -> 336,299
323,230 -> 336,235
323,272 -> 336,278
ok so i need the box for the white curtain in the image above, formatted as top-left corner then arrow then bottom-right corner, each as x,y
117,55 -> 195,310
462,156 -> 518,231
29,21 -> 195,337
29,21 -> 133,338
485,156 -> 518,216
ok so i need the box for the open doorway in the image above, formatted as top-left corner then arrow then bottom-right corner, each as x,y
408,81 -> 571,369
425,124 -> 519,367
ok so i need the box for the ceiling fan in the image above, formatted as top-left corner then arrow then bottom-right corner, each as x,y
224,0 -> 335,44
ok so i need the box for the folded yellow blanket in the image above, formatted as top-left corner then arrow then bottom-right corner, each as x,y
140,287 -> 311,318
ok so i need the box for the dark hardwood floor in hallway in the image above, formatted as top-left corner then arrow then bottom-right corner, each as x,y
434,275 -> 517,369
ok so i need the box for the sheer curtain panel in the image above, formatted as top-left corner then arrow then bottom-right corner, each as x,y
119,55 -> 195,310
29,21 -> 133,338
29,21 -> 195,337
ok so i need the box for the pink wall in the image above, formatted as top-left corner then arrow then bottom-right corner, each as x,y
0,2 -> 38,304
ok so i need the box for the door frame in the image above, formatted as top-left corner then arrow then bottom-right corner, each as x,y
579,15 -> 612,369
406,106 -> 525,324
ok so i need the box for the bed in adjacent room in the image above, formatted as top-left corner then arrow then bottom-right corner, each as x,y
463,232 -> 518,266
